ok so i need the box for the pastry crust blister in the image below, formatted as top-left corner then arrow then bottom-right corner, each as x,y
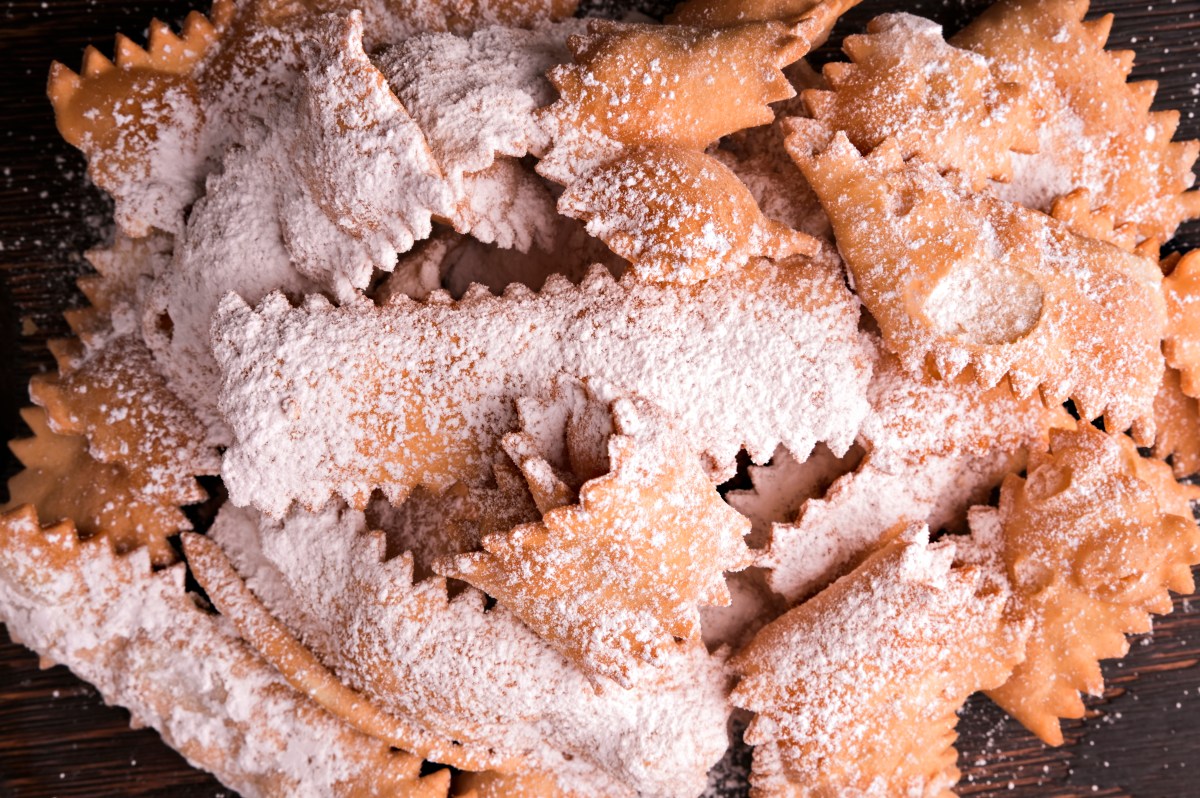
5,0 -> 1200,796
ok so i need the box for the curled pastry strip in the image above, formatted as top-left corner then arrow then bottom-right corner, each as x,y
213,258 -> 873,517
793,133 -> 1166,442
731,525 -> 1027,797
962,426 -> 1200,745
790,12 -> 1037,190
4,407 -> 187,566
206,502 -> 731,797
440,383 -> 752,685
953,0 -> 1200,243
0,506 -> 448,798
181,532 -> 519,772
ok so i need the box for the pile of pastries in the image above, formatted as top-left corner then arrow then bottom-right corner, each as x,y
3,0 -> 1200,794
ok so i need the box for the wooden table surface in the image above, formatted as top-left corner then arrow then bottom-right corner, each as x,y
2,0 -> 1200,796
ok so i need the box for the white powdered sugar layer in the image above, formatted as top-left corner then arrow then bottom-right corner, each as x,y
210,502 -> 730,798
0,514 -> 431,798
213,258 -> 874,516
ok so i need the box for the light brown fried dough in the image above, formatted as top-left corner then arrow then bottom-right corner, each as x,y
953,0 -> 1200,243
5,407 -> 188,566
731,525 -> 1026,798
47,4 -> 224,235
558,146 -> 817,283
0,505 -> 448,798
1153,367 -> 1200,478
667,0 -> 859,46
537,16 -> 828,183
213,258 -> 873,517
440,388 -> 752,684
47,0 -> 579,237
1048,188 -> 1144,253
206,502 -> 731,797
791,12 -> 1036,191
30,335 -> 218,501
793,133 -> 1166,441
1163,250 -> 1200,397
62,231 -> 173,347
761,352 -> 1067,601
963,426 -> 1200,745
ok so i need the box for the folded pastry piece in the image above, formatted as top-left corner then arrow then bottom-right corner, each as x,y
536,10 -> 839,279
214,257 -> 873,516
538,15 -> 833,179
0,506 -> 447,798
953,0 -> 1200,243
1153,367 -> 1200,477
962,426 -> 1200,745
761,352 -> 1066,601
791,12 -> 1037,190
46,0 -> 578,237
379,22 -> 565,179
731,525 -> 1026,797
794,134 -> 1166,441
201,502 -> 731,798
557,146 -> 816,283
4,408 -> 188,566
440,384 -> 752,684
1163,251 -> 1200,397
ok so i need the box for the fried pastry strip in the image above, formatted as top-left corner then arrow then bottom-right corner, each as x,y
963,427 -> 1200,745
557,146 -> 816,283
213,258 -> 873,516
47,0 -> 578,236
538,15 -> 834,177
182,532 -> 518,772
441,388 -> 752,684
0,505 -> 448,798
731,526 -> 1026,797
793,134 -> 1165,441
953,0 -> 1200,243
206,502 -> 731,798
791,12 -> 1037,190
1163,250 -> 1200,397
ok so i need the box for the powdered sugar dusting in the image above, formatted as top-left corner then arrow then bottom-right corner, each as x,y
209,502 -> 730,798
214,257 -> 873,516
0,510 -> 433,798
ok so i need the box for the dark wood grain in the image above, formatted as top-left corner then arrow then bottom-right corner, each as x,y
1,0 -> 1199,796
